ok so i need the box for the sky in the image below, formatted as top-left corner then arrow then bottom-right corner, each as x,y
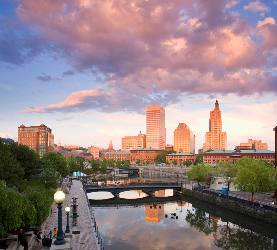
0,0 -> 276,151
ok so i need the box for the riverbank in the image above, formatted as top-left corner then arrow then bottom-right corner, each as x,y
181,189 -> 277,225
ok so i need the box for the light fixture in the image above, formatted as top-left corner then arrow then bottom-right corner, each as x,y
54,190 -> 65,204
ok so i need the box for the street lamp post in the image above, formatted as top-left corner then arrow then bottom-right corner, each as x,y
65,206 -> 71,233
227,177 -> 231,196
54,190 -> 66,245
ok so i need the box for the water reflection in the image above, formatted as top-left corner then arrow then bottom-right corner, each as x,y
119,190 -> 148,199
92,198 -> 276,250
87,191 -> 114,200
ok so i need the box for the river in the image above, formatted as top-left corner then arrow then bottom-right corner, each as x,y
87,180 -> 276,250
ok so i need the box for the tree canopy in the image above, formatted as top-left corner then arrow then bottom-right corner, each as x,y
187,163 -> 211,185
234,158 -> 276,201
41,152 -> 68,178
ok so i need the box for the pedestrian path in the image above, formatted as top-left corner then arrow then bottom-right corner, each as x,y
32,179 -> 98,250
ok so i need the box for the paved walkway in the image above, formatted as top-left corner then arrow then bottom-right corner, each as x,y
229,191 -> 277,207
32,180 -> 98,250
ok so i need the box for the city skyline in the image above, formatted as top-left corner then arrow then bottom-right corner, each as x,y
11,99 -> 275,152
0,1 -> 276,151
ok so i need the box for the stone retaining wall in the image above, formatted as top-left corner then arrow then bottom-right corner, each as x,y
181,189 -> 277,225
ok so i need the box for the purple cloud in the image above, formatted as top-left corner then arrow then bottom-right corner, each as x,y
10,0 -> 277,112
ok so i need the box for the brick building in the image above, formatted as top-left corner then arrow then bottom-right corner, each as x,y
18,124 -> 54,157
166,153 -> 196,165
203,149 -> 275,165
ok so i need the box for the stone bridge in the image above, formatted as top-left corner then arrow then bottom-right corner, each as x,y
84,182 -> 182,197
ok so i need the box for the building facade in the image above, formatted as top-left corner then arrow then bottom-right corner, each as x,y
121,132 -> 146,150
174,123 -> 195,153
203,149 -> 275,165
88,146 -> 100,159
203,100 -> 227,152
101,151 -> 130,161
130,148 -> 162,164
18,124 -> 54,157
166,153 -> 196,165
236,139 -> 268,150
146,106 -> 166,149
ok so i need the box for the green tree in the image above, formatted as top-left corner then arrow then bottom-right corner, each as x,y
234,158 -> 276,202
155,150 -> 167,163
188,163 -> 211,186
195,154 -> 203,164
24,187 -> 53,226
41,152 -> 68,180
0,142 -> 24,187
10,143 -> 40,179
67,157 -> 85,173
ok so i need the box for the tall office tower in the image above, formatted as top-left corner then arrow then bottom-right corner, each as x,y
203,100 -> 227,152
174,123 -> 195,153
122,131 -> 146,150
146,105 -> 166,149
18,124 -> 54,157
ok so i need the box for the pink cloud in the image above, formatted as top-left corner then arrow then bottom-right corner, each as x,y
16,0 -> 277,113
244,1 -> 270,14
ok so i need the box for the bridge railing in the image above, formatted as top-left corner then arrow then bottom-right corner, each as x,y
84,182 -> 181,189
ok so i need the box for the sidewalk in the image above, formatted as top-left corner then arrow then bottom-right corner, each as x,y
31,180 -> 98,250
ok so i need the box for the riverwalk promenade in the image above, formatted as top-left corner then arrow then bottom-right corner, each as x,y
35,179 -> 99,250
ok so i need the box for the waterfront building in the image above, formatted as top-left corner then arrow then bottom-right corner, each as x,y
101,150 -> 130,161
146,105 -> 166,149
88,146 -> 100,159
235,139 -> 268,150
18,124 -> 54,157
166,153 -> 196,165
203,149 -> 275,165
130,148 -> 162,164
121,131 -> 146,150
174,123 -> 195,153
203,100 -> 227,152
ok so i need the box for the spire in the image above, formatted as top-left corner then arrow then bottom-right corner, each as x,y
108,140 -> 114,150
215,100 -> 219,109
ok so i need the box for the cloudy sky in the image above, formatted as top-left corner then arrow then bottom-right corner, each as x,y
0,0 -> 276,150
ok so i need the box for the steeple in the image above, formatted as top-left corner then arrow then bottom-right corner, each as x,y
215,100 -> 219,109
108,140 -> 114,151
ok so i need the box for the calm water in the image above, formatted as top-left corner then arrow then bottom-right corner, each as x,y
88,185 -> 276,250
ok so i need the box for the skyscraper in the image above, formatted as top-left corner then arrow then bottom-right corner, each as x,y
174,123 -> 195,153
146,105 -> 166,149
18,124 -> 54,157
203,100 -> 227,152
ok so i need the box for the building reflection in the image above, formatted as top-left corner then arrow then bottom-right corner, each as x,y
144,190 -> 165,223
145,204 -> 164,223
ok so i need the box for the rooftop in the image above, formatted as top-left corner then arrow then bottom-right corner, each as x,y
204,149 -> 274,154
167,152 -> 195,156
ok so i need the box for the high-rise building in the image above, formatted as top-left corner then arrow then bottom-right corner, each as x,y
203,100 -> 227,152
121,131 -> 146,150
18,124 -> 54,157
146,105 -> 166,149
174,123 -> 195,153
236,139 -> 268,150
